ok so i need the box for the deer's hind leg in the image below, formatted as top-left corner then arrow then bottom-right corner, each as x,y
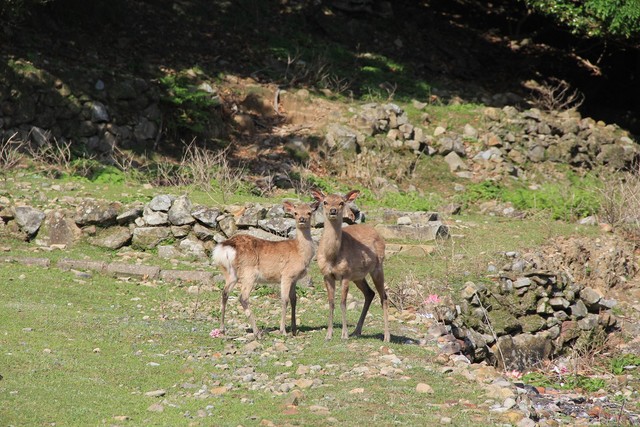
238,280 -> 261,339
219,268 -> 238,334
370,267 -> 390,343
352,278 -> 375,338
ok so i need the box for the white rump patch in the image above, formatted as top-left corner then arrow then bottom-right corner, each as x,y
212,244 -> 237,282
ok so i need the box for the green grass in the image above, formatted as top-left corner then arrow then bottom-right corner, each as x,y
0,261 -> 498,426
459,174 -> 602,220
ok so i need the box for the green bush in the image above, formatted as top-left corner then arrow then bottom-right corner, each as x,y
522,0 -> 640,38
159,70 -> 222,136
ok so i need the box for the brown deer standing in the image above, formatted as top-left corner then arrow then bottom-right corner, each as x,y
312,189 -> 390,342
211,201 -> 319,338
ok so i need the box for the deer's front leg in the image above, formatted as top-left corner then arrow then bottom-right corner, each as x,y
340,278 -> 350,340
324,276 -> 336,340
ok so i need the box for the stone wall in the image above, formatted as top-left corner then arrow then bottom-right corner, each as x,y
327,102 -> 640,180
428,239 -> 636,370
0,193 -> 449,262
0,61 -> 224,158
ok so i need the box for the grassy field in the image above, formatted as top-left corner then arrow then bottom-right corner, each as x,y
0,200 -> 605,426
0,260 -> 496,426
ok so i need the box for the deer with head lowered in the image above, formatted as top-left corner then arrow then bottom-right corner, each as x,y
311,189 -> 390,342
211,200 -> 319,338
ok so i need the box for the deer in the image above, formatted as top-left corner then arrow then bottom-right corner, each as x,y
311,189 -> 390,342
211,200 -> 319,339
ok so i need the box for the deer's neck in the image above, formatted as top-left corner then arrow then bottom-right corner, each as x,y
295,226 -> 315,263
319,218 -> 343,262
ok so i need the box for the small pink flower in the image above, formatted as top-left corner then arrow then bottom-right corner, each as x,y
209,328 -> 222,338
424,294 -> 442,305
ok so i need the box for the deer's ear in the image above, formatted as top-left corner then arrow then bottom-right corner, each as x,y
283,201 -> 295,213
310,200 -> 320,211
311,189 -> 325,202
345,190 -> 360,202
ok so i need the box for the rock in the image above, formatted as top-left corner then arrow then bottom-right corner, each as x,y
192,223 -> 215,241
74,199 -> 120,226
148,195 -> 173,212
144,389 -> 166,398
258,216 -> 296,237
580,287 -> 602,309
13,206 -> 46,236
191,206 -> 220,227
89,226 -> 132,249
35,209 -> 82,247
325,124 -> 359,151
236,204 -> 267,227
142,206 -> 169,226
375,223 -> 449,241
415,383 -> 434,394
116,205 -> 143,224
527,144 -> 546,162
147,403 -> 164,412
89,101 -> 109,123
178,236 -> 207,259
493,334 -> 553,371
168,195 -> 195,226
444,151 -> 468,172
132,226 -> 171,249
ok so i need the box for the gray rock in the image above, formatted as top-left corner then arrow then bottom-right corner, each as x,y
444,151 -> 468,172
143,206 -> 169,226
375,223 -> 449,241
580,287 -> 602,309
179,237 -> 207,259
134,117 -> 158,141
192,223 -> 215,241
14,206 -> 46,236
106,263 -> 160,279
218,215 -> 237,237
258,216 -> 296,237
89,226 -> 132,250
170,225 -> 191,238
168,195 -> 195,226
35,209 -> 82,246
90,101 -> 109,123
148,195 -> 173,212
493,333 -> 553,371
74,200 -> 120,226
29,126 -> 52,147
578,314 -> 599,331
117,206 -> 143,225
157,245 -> 183,259
191,206 -> 221,227
513,278 -> 532,289
570,300 -> 588,319
527,144 -> 546,162
325,124 -> 359,151
438,137 -> 466,156
132,226 -> 171,249
235,204 -> 266,227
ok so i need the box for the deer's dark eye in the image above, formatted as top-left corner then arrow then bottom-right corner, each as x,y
323,201 -> 328,206
339,202 -> 344,207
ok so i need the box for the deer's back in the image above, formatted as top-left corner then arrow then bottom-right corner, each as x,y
225,234 -> 310,282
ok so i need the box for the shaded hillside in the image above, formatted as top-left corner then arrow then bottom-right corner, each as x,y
2,0 -> 639,145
